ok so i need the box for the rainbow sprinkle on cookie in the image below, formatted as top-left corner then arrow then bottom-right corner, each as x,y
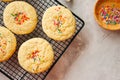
53,15 -> 65,33
0,37 -> 7,54
52,7 -> 66,33
11,12 -> 29,25
27,50 -> 41,62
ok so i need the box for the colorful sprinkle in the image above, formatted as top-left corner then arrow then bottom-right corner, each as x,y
31,50 -> 39,58
39,57 -> 41,61
34,58 -> 36,62
58,28 -> 62,33
53,15 -> 65,33
0,38 -> 7,54
100,5 -> 120,25
11,12 -> 29,25
27,50 -> 40,62
8,41 -> 11,43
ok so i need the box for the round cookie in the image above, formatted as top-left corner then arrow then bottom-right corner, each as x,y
3,1 -> 37,34
0,26 -> 16,62
42,5 -> 76,41
18,38 -> 54,73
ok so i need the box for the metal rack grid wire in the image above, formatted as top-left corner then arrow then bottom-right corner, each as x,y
0,0 -> 85,80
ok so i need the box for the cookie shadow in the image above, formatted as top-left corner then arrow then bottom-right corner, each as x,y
45,32 -> 88,80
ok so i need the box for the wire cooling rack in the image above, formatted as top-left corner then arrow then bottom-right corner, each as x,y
0,0 -> 84,80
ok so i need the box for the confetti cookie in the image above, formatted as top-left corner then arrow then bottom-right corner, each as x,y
3,1 -> 37,34
94,0 -> 120,30
0,26 -> 16,62
18,38 -> 54,73
42,6 -> 76,41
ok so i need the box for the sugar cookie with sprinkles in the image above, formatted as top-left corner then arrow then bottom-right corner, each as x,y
42,5 -> 76,41
3,1 -> 37,34
94,0 -> 120,30
0,26 -> 16,62
18,38 -> 54,73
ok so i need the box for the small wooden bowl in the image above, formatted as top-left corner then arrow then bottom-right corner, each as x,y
94,0 -> 120,30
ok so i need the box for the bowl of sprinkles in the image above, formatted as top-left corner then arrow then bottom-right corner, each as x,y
94,0 -> 120,30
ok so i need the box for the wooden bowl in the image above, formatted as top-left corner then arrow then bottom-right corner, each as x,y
94,0 -> 120,30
